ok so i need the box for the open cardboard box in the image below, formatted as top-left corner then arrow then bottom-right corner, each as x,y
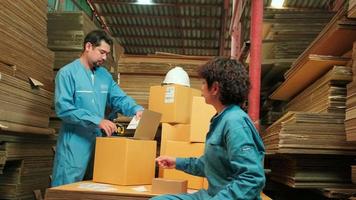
93,110 -> 161,185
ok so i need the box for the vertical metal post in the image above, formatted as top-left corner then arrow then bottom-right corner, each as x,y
248,0 -> 263,130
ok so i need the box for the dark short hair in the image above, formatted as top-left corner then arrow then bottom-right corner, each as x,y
198,57 -> 250,106
83,29 -> 113,49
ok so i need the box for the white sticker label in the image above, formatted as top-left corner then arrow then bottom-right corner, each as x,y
164,86 -> 175,103
127,116 -> 140,129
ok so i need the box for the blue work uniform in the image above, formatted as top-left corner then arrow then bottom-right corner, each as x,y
52,59 -> 143,187
152,105 -> 265,200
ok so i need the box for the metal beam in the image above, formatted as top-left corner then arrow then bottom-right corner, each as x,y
219,0 -> 230,56
123,45 -> 219,50
113,35 -> 218,40
100,13 -> 220,20
248,0 -> 263,130
108,24 -> 219,31
91,0 -> 221,7
86,0 -> 110,33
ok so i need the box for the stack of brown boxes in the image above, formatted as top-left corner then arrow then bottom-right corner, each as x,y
149,84 -> 216,190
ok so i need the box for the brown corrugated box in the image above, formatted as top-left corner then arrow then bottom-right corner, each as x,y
151,178 -> 187,194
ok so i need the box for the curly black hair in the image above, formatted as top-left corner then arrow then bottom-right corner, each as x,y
198,57 -> 250,106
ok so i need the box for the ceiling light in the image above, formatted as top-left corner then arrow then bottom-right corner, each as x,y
270,0 -> 285,8
136,0 -> 154,5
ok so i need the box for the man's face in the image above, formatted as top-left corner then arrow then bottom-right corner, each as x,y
86,40 -> 111,67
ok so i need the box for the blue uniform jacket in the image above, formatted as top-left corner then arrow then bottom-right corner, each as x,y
176,105 -> 265,200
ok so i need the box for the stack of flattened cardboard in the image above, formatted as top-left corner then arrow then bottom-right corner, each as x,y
0,0 -> 54,92
270,55 -> 350,101
285,66 -> 352,113
48,12 -> 97,75
0,145 -> 5,174
119,55 -> 210,109
0,1 -> 56,199
265,7 -> 356,193
346,42 -> 356,141
269,156 -> 354,188
47,12 -> 122,79
352,165 -> 356,184
270,5 -> 356,101
318,188 -> 356,199
262,112 -> 356,155
0,133 -> 56,200
0,0 -> 55,135
47,12 -> 98,51
349,0 -> 356,18
0,72 -> 54,134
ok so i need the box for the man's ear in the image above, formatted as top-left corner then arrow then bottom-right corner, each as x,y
84,42 -> 92,51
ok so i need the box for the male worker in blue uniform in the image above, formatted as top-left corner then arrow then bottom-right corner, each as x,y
51,30 -> 143,187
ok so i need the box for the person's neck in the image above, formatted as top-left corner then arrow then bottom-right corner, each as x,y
80,55 -> 93,70
213,102 -> 227,114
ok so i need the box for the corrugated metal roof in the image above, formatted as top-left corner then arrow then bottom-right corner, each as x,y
89,0 -> 335,56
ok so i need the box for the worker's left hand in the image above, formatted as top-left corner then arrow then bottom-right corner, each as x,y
135,110 -> 143,120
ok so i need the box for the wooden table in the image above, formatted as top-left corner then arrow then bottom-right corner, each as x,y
45,181 -> 155,200
45,181 -> 272,200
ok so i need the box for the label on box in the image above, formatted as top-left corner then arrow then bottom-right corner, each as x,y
164,86 -> 175,103
127,116 -> 140,129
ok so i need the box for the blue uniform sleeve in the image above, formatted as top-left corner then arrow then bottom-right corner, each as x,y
175,156 -> 206,177
55,70 -> 102,128
211,125 -> 265,200
107,77 -> 143,117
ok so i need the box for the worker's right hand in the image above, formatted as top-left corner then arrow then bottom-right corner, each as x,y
99,119 -> 117,136
155,156 -> 176,169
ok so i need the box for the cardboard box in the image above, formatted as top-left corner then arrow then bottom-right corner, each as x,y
93,137 -> 157,185
148,85 -> 201,123
203,178 -> 209,190
189,96 -> 216,142
162,140 -> 205,189
151,178 -> 187,194
161,123 -> 190,154
159,124 -> 189,177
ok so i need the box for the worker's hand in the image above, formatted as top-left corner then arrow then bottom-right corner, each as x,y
99,119 -> 117,136
135,110 -> 144,120
155,156 -> 176,169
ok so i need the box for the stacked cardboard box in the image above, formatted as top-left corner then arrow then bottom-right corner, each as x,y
93,137 -> 157,186
149,85 -> 216,189
118,55 -> 210,109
